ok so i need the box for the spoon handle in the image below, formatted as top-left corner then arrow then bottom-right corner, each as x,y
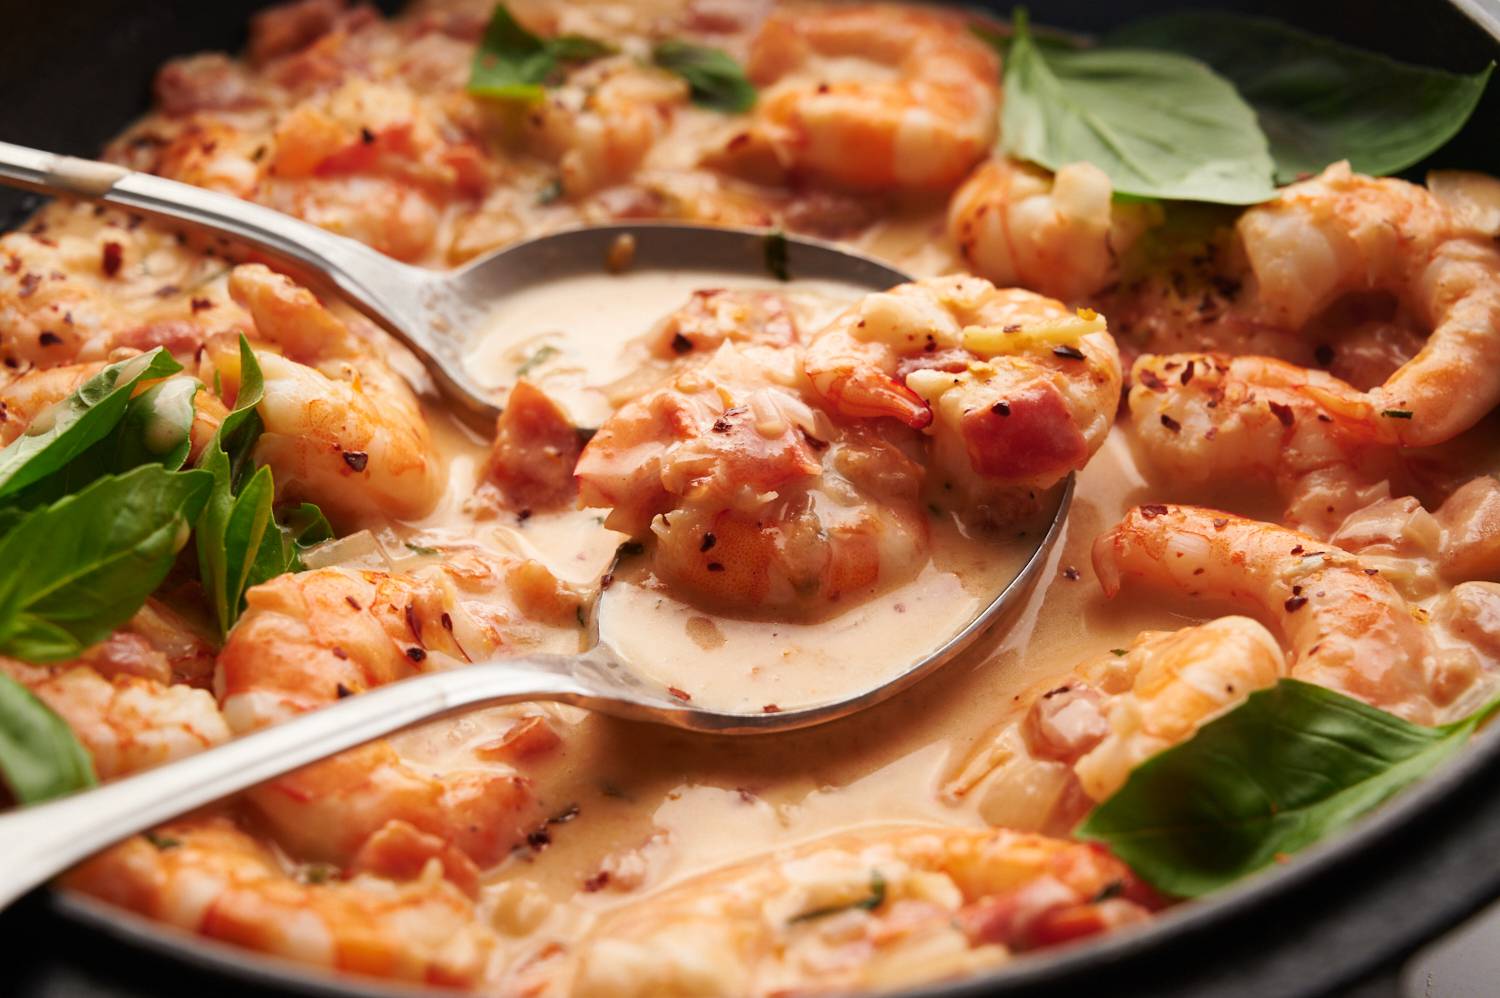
0,659 -> 587,911
0,141 -> 449,391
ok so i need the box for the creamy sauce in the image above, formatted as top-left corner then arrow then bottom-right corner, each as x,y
462,270 -> 868,426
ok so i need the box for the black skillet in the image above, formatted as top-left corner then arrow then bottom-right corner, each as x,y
2,1 -> 1499,996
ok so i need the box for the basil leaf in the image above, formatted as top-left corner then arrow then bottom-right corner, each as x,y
1077,679 -> 1500,898
111,377 -> 200,473
997,10 -> 1275,204
468,4 -> 611,102
1108,13 -> 1493,184
223,464 -> 277,610
652,40 -> 756,113
0,673 -> 96,803
281,502 -> 333,570
0,348 -> 180,501
0,465 -> 212,663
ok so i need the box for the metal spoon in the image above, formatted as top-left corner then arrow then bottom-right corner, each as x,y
0,140 -> 1076,907
0,140 -> 908,429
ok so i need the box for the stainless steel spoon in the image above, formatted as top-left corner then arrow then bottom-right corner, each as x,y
0,139 -> 1076,907
0,140 -> 908,429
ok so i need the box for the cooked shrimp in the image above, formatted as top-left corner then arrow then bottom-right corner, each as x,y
804,276 -> 1120,518
517,59 -> 689,196
1126,353 -> 1398,536
218,560 -> 571,876
209,264 -> 440,524
1236,162 -> 1500,446
720,4 -> 999,192
641,288 -> 799,360
68,815 -> 497,988
577,343 -> 928,615
950,617 -> 1285,831
949,159 -> 1159,303
1,659 -> 228,781
1436,476 -> 1500,581
1094,504 -> 1441,722
566,826 -> 1153,998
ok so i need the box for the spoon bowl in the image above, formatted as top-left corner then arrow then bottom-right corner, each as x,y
0,139 -> 1075,911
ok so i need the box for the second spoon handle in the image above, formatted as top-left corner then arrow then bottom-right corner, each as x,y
0,140 -> 433,356
0,658 -> 594,911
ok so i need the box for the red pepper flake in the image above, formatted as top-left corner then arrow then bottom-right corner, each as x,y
1284,595 -> 1308,613
582,871 -> 611,892
1043,685 -> 1072,699
1160,413 -> 1181,433
1003,323 -> 1021,333
405,646 -> 427,662
341,450 -> 369,472
1140,504 -> 1170,519
991,400 -> 1011,416
335,682 -> 352,697
1137,369 -> 1166,392
706,562 -> 724,572
360,126 -> 376,144
711,407 -> 744,433
1212,517 -> 1229,530
404,603 -> 421,641
1316,413 -> 1333,423
331,647 -> 348,660
441,612 -> 454,630
763,703 -> 781,713
1180,360 -> 1195,386
344,596 -> 362,611
38,331 -> 61,347
670,332 -> 692,354
1290,544 -> 1304,555
101,241 -> 123,277
18,272 -> 40,298
1363,568 -> 1379,576
1268,401 -> 1295,427
1061,566 -> 1080,581
667,686 -> 692,702
154,283 -> 180,298
190,297 -> 213,312
700,532 -> 717,552
1053,345 -> 1086,361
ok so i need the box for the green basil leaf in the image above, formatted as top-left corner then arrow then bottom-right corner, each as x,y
651,40 -> 756,113
1077,679 -> 1500,898
468,4 -> 611,102
281,502 -> 333,570
0,465 -> 212,663
1108,13 -> 1493,184
110,377 -> 201,473
223,464 -> 277,610
997,9 -> 1275,204
0,672 -> 96,803
0,348 -> 180,501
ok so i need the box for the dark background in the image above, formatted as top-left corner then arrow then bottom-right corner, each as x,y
2,1 -> 1498,996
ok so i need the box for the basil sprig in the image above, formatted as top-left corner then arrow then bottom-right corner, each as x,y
1078,679 -> 1500,898
467,4 -> 612,102
997,10 -> 1275,204
651,40 -> 756,113
0,464 -> 211,664
0,674 -> 96,803
194,337 -> 327,635
1109,13 -> 1494,184
0,348 -> 182,503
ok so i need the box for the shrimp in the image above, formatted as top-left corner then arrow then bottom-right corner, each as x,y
1235,162 -> 1500,446
948,617 -> 1285,832
949,158 -> 1160,303
210,264 -> 440,524
1126,353 -> 1398,536
1093,504 -> 1442,722
1435,476 -> 1500,581
718,4 -> 999,192
804,276 -> 1121,519
566,826 -> 1153,997
641,288 -> 799,360
517,59 -> 689,196
577,343 -> 929,615
68,815 -> 497,988
1,659 -> 228,781
217,559 -> 574,879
